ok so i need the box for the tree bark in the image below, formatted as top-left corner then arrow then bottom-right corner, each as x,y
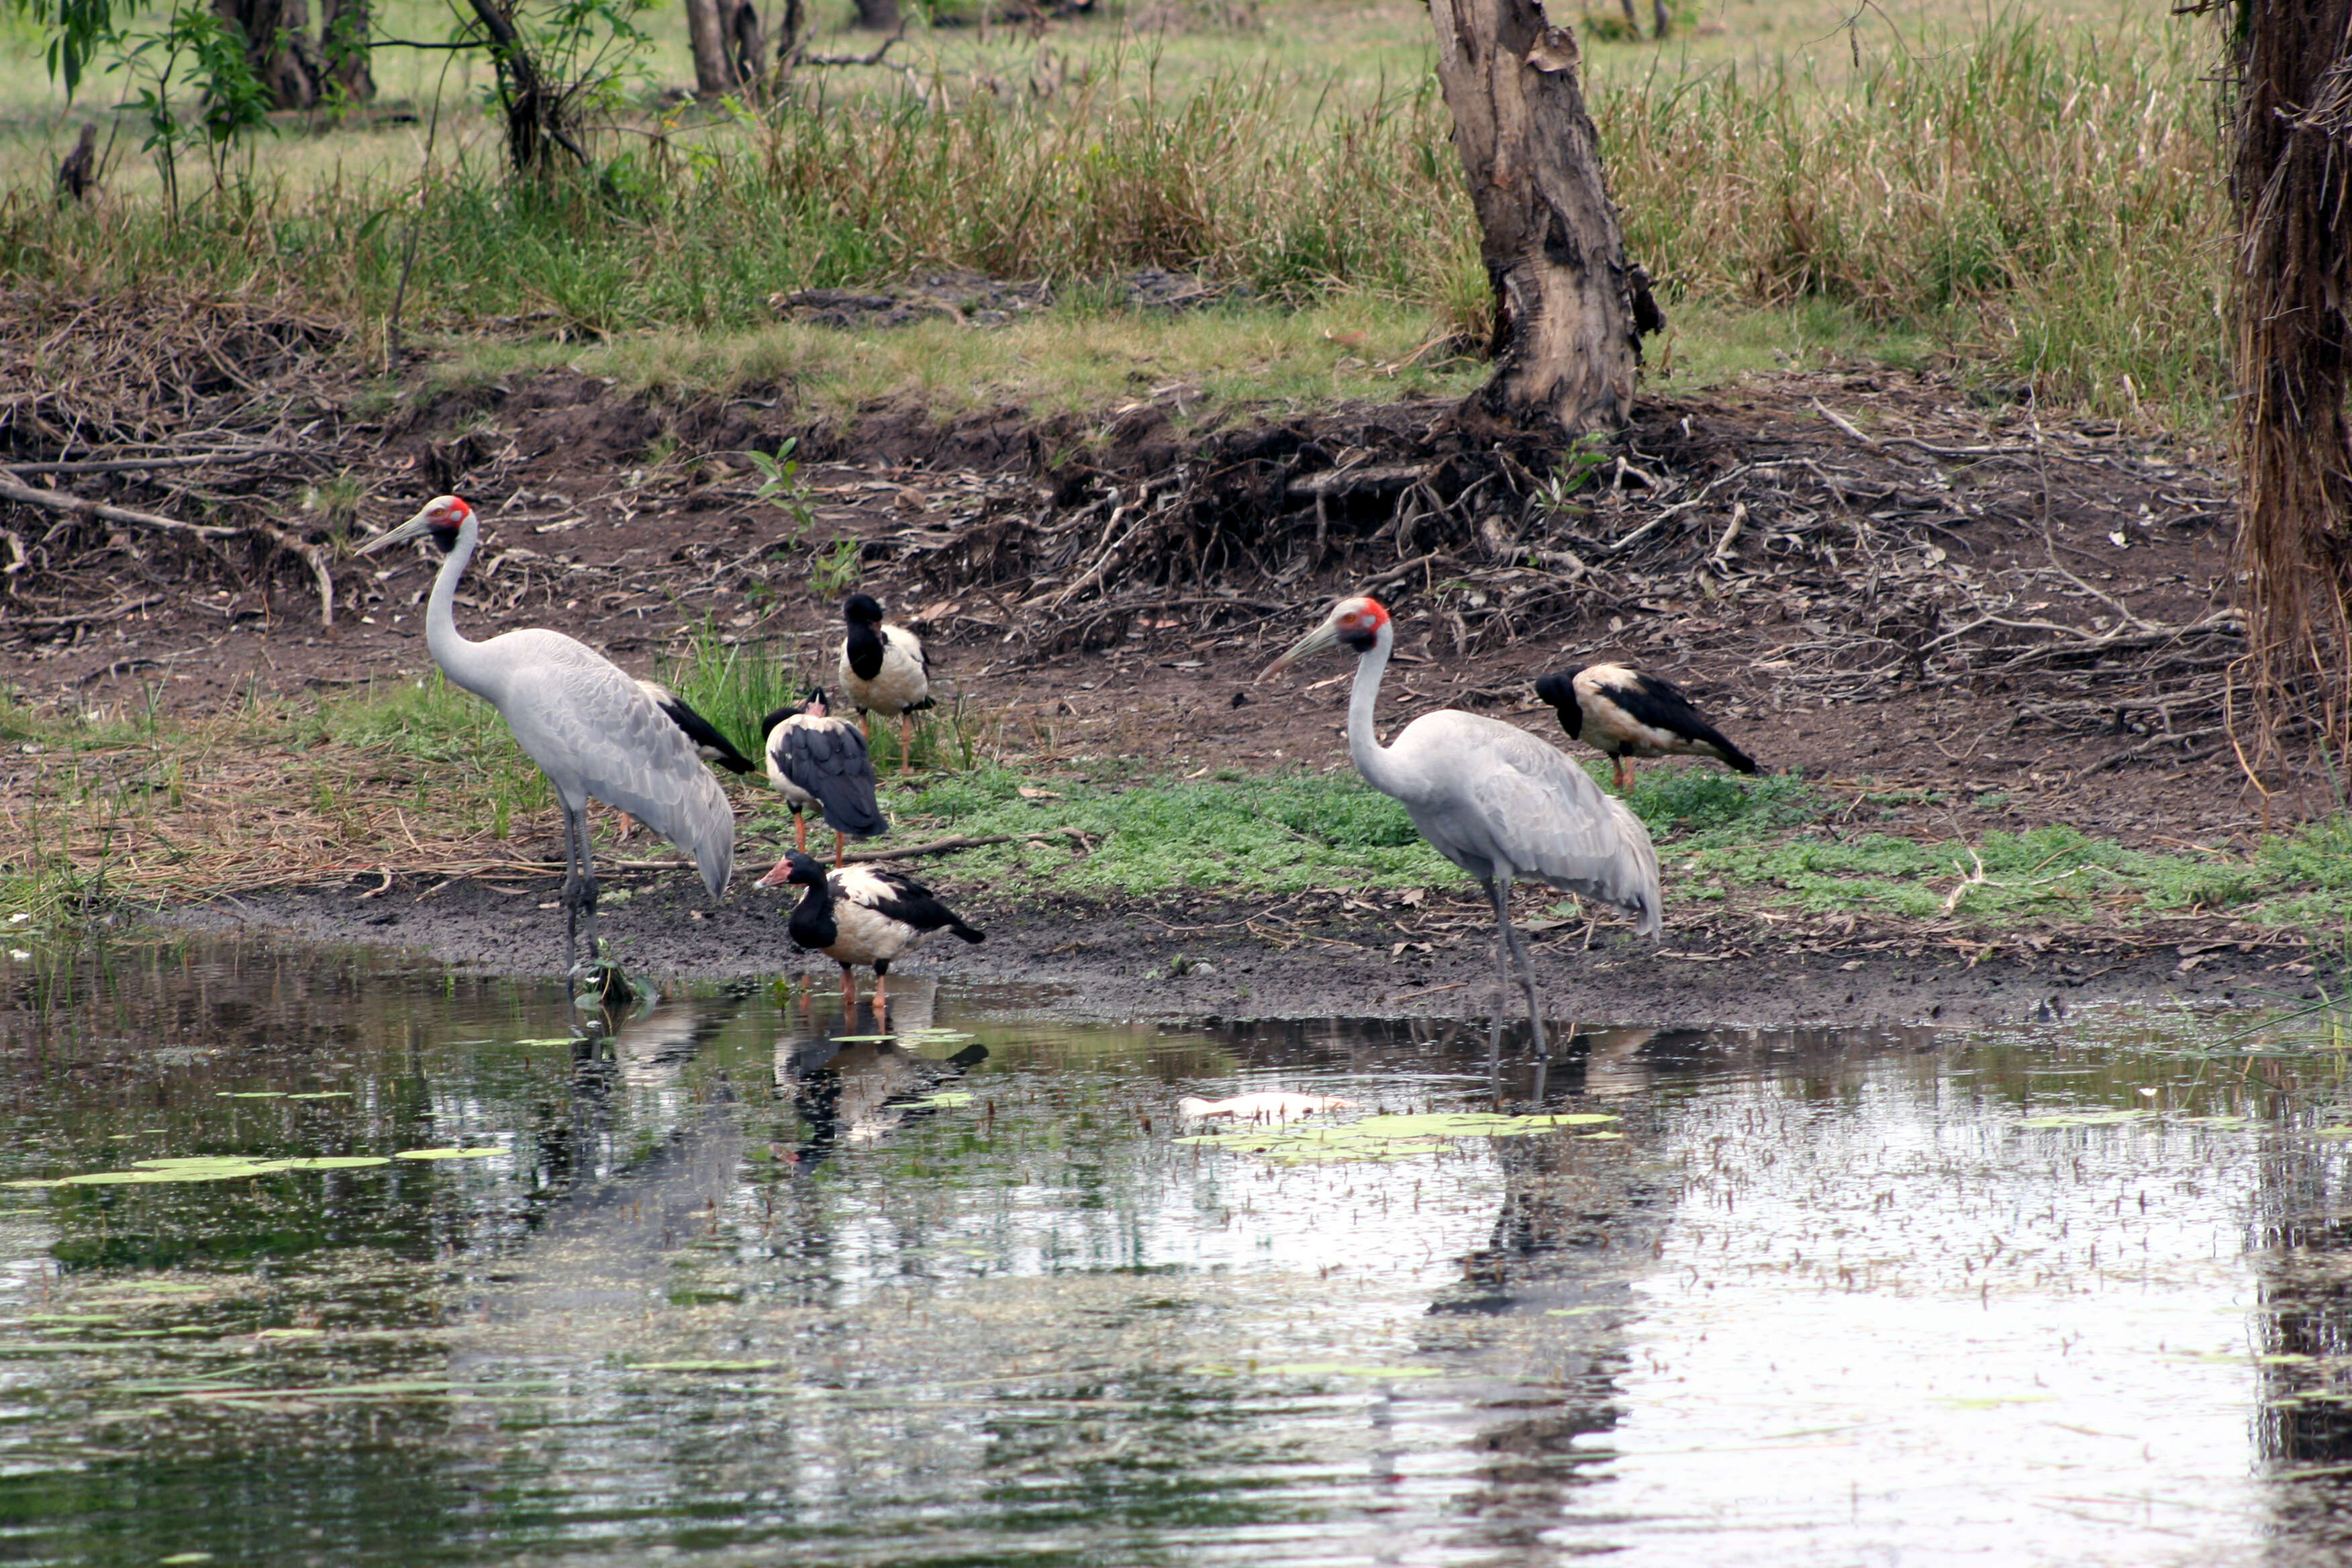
216,0 -> 324,108
2225,0 -> 2352,779
684,0 -> 739,96
321,0 -> 375,101
464,0 -> 590,173
1428,0 -> 1659,436
724,0 -> 767,97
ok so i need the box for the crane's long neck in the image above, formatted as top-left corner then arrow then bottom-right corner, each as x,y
424,515 -> 501,701
1346,622 -> 1418,802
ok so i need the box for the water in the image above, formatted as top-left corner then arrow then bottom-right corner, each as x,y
1,939 -> 2350,1565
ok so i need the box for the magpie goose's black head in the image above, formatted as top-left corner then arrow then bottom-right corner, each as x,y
843,593 -> 885,627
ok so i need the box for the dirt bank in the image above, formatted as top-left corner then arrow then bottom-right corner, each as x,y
152,867 -> 2329,1030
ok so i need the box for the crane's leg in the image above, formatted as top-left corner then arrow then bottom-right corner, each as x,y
1479,877 -> 1513,1065
559,803 -> 587,971
1487,872 -> 1550,1060
573,804 -> 602,971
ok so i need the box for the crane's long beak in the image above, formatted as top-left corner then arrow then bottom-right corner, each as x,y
356,503 -> 444,556
1257,613 -> 1343,683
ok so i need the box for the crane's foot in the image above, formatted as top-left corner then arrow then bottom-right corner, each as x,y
573,942 -> 637,1009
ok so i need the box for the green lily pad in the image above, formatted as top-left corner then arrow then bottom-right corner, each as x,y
511,1038 -> 582,1047
393,1147 -> 503,1161
158,1553 -> 214,1565
1257,1363 -> 1443,1379
2306,1126 -> 2352,1139
18,1313 -> 122,1324
1177,1111 -> 1620,1164
627,1359 -> 782,1372
908,1092 -> 973,1110
2016,1110 -> 2155,1129
285,1093 -> 353,1100
277,1157 -> 392,1171
254,1328 -> 324,1340
830,1035 -> 895,1044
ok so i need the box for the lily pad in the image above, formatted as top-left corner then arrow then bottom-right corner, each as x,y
1177,1111 -> 1620,1164
215,1092 -> 287,1099
254,1328 -> 324,1340
2015,1110 -> 2154,1129
285,1093 -> 354,1101
2306,1127 -> 2352,1139
1257,1363 -> 1443,1380
908,1092 -> 973,1110
393,1147 -> 504,1161
627,1359 -> 781,1373
278,1157 -> 392,1171
830,1035 -> 895,1044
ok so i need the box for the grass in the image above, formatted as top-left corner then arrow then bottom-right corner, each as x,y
0,3 -> 2227,425
3,669 -> 2349,942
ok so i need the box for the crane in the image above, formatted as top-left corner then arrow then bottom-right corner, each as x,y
756,848 -> 983,1017
360,495 -> 734,974
1534,665 -> 1759,792
1262,595 -> 1661,1057
614,679 -> 756,842
761,687 -> 887,865
838,593 -> 934,769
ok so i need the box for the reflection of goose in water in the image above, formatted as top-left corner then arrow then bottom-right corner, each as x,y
776,989 -> 987,1168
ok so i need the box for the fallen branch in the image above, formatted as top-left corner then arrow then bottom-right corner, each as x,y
844,827 -> 1092,864
0,475 -> 242,540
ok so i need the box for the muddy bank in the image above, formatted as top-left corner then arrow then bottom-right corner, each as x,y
152,869 -> 2329,1030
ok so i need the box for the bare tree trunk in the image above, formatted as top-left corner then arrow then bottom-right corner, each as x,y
2226,0 -> 2352,783
216,0 -> 324,107
684,0 -> 740,97
464,0 -> 590,173
1428,0 -> 1660,436
851,0 -> 899,29
321,0 -> 375,101
724,0 -> 767,98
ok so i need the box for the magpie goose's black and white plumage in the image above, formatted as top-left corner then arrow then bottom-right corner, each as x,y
838,593 -> 934,767
757,849 -> 983,1013
761,687 -> 886,865
1534,664 -> 1759,793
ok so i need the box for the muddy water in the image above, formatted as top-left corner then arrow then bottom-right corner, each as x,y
1,940 -> 2350,1565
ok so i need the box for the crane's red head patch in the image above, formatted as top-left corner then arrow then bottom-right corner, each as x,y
1330,594 -> 1389,652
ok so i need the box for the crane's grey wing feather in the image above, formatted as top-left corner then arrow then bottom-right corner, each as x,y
494,636 -> 736,897
775,720 -> 887,837
1395,713 -> 1661,934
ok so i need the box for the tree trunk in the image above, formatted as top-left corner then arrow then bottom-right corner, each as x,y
1428,0 -> 1659,436
724,0 -> 767,98
850,0 -> 899,29
684,0 -> 739,97
216,0 -> 324,108
321,0 -> 375,101
464,0 -> 589,173
2226,0 -> 2352,781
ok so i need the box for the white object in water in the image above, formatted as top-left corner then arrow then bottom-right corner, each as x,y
1177,1092 -> 1355,1122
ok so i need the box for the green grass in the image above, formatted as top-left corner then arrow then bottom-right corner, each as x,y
0,5 -> 2226,425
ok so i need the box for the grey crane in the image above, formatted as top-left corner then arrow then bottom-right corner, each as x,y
1261,595 -> 1661,1056
360,495 -> 734,973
